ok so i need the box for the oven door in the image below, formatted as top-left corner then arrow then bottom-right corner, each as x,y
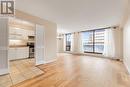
29,48 -> 35,58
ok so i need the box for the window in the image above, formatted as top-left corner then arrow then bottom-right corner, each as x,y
66,34 -> 72,51
82,31 -> 94,52
82,29 -> 105,54
94,29 -> 105,53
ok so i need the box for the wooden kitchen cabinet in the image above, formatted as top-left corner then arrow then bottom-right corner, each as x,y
8,47 -> 29,60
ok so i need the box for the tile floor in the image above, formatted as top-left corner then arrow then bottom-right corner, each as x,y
0,58 -> 44,87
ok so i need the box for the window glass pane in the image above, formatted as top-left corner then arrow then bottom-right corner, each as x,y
66,34 -> 72,51
94,29 -> 105,53
82,31 -> 93,52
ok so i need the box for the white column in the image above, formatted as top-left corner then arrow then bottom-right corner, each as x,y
35,24 -> 45,65
0,18 -> 9,75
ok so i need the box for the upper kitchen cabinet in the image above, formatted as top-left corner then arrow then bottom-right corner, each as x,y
9,18 -> 35,40
9,27 -> 35,40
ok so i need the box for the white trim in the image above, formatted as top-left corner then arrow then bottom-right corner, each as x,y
36,60 -> 44,65
64,52 -> 122,60
124,60 -> 130,75
36,59 -> 57,65
0,68 -> 9,75
44,59 -> 57,64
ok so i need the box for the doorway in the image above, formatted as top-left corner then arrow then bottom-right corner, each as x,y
8,18 -> 44,85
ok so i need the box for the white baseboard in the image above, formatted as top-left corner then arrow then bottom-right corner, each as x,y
124,60 -> 130,75
36,59 -> 57,65
36,60 -> 44,65
44,59 -> 57,64
0,68 -> 9,75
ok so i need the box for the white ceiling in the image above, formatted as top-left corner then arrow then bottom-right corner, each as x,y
16,0 -> 126,33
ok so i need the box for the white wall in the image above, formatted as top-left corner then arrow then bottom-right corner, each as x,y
44,24 -> 57,63
57,38 -> 64,53
123,0 -> 130,74
113,28 -> 123,59
123,14 -> 130,74
0,18 -> 9,75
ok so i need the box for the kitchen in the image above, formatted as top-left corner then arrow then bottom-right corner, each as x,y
8,18 -> 44,84
9,18 -> 35,60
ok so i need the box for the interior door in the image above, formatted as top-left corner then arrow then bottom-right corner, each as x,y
35,24 -> 44,65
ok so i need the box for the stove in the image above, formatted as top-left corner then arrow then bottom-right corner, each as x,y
27,42 -> 35,58
27,36 -> 35,58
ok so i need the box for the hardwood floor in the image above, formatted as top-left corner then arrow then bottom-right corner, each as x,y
12,53 -> 130,87
0,58 -> 43,87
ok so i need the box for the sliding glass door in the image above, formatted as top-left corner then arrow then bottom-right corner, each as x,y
82,31 -> 94,53
66,34 -> 72,51
82,29 -> 105,54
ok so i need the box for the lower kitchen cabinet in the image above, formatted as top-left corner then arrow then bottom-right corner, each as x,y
8,47 -> 29,60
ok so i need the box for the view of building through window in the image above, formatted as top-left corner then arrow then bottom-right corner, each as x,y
66,34 -> 72,51
94,29 -> 105,53
82,29 -> 105,54
82,31 -> 94,52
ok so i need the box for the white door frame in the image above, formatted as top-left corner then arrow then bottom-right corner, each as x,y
35,24 -> 45,65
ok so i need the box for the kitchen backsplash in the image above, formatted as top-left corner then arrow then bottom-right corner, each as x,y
9,40 -> 27,46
